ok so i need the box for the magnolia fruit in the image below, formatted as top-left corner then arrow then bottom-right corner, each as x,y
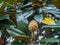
28,20 -> 38,31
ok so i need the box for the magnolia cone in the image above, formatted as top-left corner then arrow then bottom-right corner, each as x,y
28,20 -> 38,31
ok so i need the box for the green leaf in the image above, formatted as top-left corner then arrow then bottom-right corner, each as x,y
0,19 -> 14,28
41,25 -> 60,33
0,0 -> 2,3
11,40 -> 24,45
7,27 -> 29,40
23,0 -> 30,5
41,37 -> 59,43
0,0 -> 16,12
56,20 -> 60,25
42,25 -> 60,29
34,14 -> 43,23
7,27 -> 26,36
17,20 -> 31,37
0,14 -> 9,20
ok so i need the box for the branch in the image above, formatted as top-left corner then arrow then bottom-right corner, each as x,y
0,12 -> 14,15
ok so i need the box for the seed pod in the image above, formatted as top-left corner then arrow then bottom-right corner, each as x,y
28,20 -> 38,31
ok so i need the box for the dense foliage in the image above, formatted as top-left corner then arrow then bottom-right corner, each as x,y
0,0 -> 60,45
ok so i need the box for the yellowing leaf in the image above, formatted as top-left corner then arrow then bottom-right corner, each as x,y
13,36 -> 29,40
42,17 -> 56,25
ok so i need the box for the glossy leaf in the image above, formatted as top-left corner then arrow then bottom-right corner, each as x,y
41,37 -> 59,43
34,14 -> 43,23
56,20 -> 60,25
11,40 -> 24,45
17,20 -> 31,37
42,25 -> 60,29
7,28 -> 29,40
0,19 -> 14,28
7,27 -> 29,40
7,27 -> 26,36
41,25 -> 60,33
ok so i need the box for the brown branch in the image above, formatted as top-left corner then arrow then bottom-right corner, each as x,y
0,12 -> 14,15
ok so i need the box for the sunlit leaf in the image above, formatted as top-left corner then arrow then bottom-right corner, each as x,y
42,17 -> 56,25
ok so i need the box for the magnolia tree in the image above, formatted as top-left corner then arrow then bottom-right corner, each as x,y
0,0 -> 60,45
